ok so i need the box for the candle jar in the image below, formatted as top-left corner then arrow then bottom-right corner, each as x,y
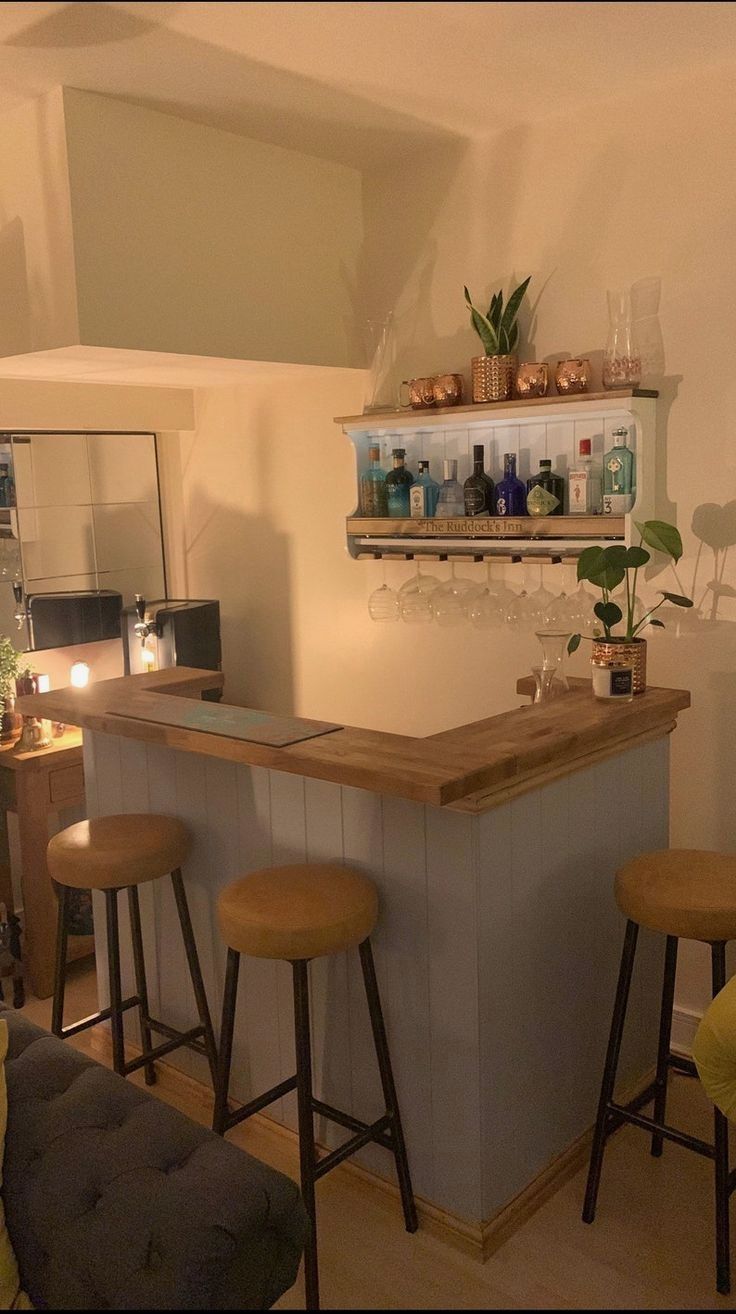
591,658 -> 635,701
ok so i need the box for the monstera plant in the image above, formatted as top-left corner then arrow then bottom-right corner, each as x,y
567,519 -> 693,653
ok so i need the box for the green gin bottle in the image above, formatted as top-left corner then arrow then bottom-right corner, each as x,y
603,427 -> 635,514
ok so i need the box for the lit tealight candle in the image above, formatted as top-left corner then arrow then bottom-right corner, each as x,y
70,661 -> 90,689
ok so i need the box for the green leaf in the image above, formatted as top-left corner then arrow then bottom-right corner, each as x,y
601,544 -> 629,568
635,519 -> 684,562
465,291 -> 499,353
500,275 -> 531,336
649,618 -> 666,627
498,326 -> 510,354
508,322 -> 519,351
577,545 -> 605,581
594,600 -> 623,629
488,291 -> 502,330
624,545 -> 650,568
567,633 -> 582,654
660,590 -> 693,608
587,560 -> 626,591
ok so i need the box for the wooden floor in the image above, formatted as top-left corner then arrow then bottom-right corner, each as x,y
20,960 -> 736,1310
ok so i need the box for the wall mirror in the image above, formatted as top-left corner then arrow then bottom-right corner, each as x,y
0,432 -> 166,651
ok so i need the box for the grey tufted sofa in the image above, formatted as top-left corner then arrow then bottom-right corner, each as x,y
1,1008 -> 306,1309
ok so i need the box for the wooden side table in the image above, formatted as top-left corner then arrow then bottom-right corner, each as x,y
0,728 -> 91,999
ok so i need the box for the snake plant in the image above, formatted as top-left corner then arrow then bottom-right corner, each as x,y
464,275 -> 531,356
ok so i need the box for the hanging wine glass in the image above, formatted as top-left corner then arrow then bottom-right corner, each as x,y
506,560 -> 537,630
399,562 -> 441,625
432,561 -> 481,628
527,563 -> 557,629
468,560 -> 507,629
367,561 -> 399,622
566,578 -> 598,635
545,560 -> 574,628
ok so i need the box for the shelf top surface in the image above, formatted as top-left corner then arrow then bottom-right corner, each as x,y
19,666 -> 689,810
335,388 -> 658,428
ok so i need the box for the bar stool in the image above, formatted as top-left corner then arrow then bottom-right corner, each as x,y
583,849 -> 736,1294
213,863 -> 418,1311
49,814 -> 218,1089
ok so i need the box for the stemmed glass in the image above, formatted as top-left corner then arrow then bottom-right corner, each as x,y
432,561 -> 482,628
367,562 -> 400,622
506,561 -> 537,630
527,564 -> 557,630
468,559 -> 516,629
399,562 -> 441,625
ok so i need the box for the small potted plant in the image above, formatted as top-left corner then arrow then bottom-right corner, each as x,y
464,275 -> 531,402
567,520 -> 693,694
0,638 -> 22,742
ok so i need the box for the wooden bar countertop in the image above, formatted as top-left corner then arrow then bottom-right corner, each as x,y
17,667 -> 690,811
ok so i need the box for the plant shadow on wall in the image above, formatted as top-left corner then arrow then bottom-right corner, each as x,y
686,502 -> 736,626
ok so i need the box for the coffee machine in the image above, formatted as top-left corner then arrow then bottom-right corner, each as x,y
122,597 -> 222,700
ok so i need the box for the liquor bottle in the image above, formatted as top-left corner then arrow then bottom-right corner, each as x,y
526,458 -> 564,517
436,459 -> 465,517
360,444 -> 388,516
495,453 -> 527,517
463,444 -> 495,516
568,438 -> 602,515
385,447 -> 414,517
603,426 -> 635,514
410,460 -> 440,517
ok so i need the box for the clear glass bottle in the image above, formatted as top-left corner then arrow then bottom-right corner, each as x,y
568,438 -> 603,515
385,447 -> 414,517
410,460 -> 440,517
603,289 -> 641,390
526,459 -> 564,517
436,459 -> 465,517
603,427 -> 635,514
463,444 -> 495,515
495,452 -> 527,517
360,444 -> 388,516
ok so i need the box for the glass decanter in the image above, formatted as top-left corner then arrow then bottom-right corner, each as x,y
363,312 -> 396,413
533,629 -> 572,699
603,290 -> 641,390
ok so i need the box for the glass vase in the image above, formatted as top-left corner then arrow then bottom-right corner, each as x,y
602,290 -> 641,390
363,312 -> 396,413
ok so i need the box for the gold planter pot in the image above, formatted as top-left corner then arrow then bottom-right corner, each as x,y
472,353 -> 517,403
591,638 -> 647,695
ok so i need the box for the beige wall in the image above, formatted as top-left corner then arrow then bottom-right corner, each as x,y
177,63 -> 736,1021
0,87 -> 78,357
62,89 -> 364,368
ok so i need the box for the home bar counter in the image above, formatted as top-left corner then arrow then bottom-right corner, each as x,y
21,670 -> 690,1255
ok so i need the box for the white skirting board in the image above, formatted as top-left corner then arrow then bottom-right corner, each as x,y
671,1006 -> 703,1057
83,729 -> 670,1227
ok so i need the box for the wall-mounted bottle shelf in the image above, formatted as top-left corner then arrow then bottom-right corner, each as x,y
336,389 -> 658,561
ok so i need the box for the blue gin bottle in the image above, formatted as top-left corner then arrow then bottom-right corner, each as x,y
410,460 -> 440,517
495,453 -> 526,516
385,448 -> 414,517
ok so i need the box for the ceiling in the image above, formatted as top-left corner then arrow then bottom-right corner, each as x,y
0,1 -> 735,166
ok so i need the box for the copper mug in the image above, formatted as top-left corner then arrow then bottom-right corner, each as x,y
515,361 -> 549,398
399,377 -> 436,410
432,373 -> 464,406
555,358 -> 591,394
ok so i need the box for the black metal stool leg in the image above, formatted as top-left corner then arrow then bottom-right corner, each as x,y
128,886 -> 156,1086
712,941 -> 730,1295
213,947 -> 240,1136
171,869 -> 219,1089
359,937 -> 418,1233
105,888 -> 125,1077
293,959 -> 319,1312
651,934 -> 678,1157
583,918 -> 639,1224
50,884 -> 70,1037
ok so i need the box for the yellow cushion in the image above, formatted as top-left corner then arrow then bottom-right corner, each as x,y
0,1020 -> 31,1309
693,976 -> 736,1121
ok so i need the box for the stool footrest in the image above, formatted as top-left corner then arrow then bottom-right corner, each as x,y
607,1100 -> 715,1159
124,1025 -> 205,1075
314,1115 -> 392,1180
146,1015 -> 209,1057
58,997 -> 140,1039
221,1075 -> 299,1131
668,1053 -> 698,1077
311,1098 -> 394,1151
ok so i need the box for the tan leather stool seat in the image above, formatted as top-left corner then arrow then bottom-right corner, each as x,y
218,863 -> 379,960
47,814 -> 191,890
615,849 -> 736,942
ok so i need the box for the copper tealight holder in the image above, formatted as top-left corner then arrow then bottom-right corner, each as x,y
515,362 -> 549,398
555,358 -> 591,394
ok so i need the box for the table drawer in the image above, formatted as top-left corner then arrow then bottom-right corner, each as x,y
49,764 -> 85,805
